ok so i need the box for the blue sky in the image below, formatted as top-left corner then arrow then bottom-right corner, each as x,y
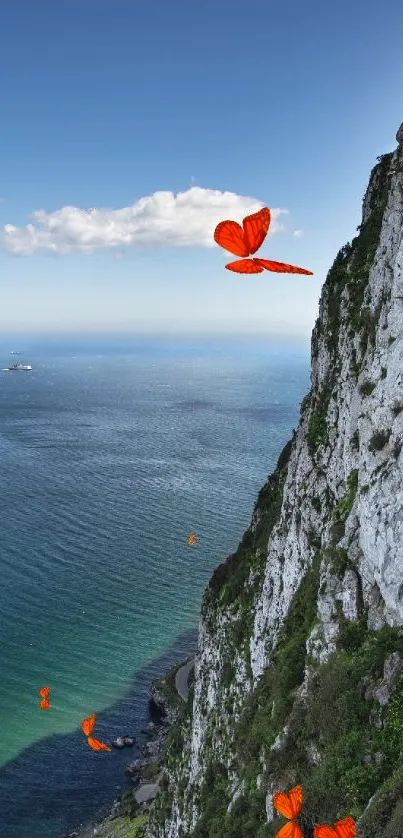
0,0 -> 402,337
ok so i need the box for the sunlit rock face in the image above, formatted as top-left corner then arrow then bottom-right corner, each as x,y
146,127 -> 403,838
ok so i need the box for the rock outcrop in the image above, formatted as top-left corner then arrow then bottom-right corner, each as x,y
145,126 -> 403,838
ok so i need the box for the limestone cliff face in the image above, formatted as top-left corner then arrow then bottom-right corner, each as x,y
147,126 -> 403,838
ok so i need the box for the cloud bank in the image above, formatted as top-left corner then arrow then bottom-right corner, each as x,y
3,187 -> 288,255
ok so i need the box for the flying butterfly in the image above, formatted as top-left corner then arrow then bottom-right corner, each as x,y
214,207 -> 313,275
81,713 -> 111,752
313,817 -> 356,838
273,784 -> 304,838
187,531 -> 200,545
39,686 -> 51,710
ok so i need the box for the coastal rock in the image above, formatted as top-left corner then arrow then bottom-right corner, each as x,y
148,677 -> 181,726
373,651 -> 402,706
143,738 -> 162,758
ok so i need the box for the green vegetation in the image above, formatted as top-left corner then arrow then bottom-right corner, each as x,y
190,553 -> 322,838
119,790 -> 141,819
323,546 -> 350,576
307,410 -> 328,455
330,469 -> 359,544
333,469 -> 359,520
369,430 -> 391,453
95,813 -> 148,838
360,380 -> 376,397
142,761 -> 161,780
351,429 -> 360,451
323,243 -> 352,357
204,438 -> 293,640
147,151 -> 400,838
319,153 -> 392,380
358,764 -> 403,838
345,153 -> 393,338
180,584 -> 403,838
154,659 -> 191,715
311,496 -> 321,514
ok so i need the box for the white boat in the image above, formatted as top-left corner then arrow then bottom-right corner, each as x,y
7,363 -> 33,371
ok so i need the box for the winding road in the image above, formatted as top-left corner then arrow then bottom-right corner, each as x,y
175,658 -> 195,702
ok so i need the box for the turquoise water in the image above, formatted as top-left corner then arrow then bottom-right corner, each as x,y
0,334 -> 310,837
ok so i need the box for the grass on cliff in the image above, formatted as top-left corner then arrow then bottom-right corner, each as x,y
202,437 -> 293,644
309,150 -> 393,448
149,151 -> 399,838
190,618 -> 403,838
190,552 -> 322,838
94,814 -> 148,838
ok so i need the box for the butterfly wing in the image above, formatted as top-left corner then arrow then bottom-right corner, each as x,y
287,785 -> 303,818
314,817 -> 356,838
225,258 -> 264,273
334,818 -> 356,838
274,790 -> 293,819
274,785 -> 303,820
214,220 -> 249,257
276,821 -> 304,838
39,698 -> 51,710
242,207 -> 271,254
39,687 -> 50,699
254,258 -> 313,275
87,736 -> 111,752
81,713 -> 96,737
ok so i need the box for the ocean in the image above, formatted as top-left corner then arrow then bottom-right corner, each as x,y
0,334 -> 310,838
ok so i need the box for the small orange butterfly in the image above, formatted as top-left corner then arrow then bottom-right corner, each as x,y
39,686 -> 51,710
187,531 -> 200,545
313,817 -> 356,838
214,207 -> 313,275
81,713 -> 111,752
273,784 -> 304,838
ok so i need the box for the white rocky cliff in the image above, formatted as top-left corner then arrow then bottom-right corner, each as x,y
146,125 -> 403,838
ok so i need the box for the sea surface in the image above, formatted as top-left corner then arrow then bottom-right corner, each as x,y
0,334 -> 310,838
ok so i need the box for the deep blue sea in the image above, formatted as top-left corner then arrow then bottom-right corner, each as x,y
0,334 -> 310,838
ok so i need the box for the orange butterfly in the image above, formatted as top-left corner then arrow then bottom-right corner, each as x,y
81,713 -> 111,752
39,686 -> 51,710
273,784 -> 304,838
187,531 -> 200,545
214,207 -> 313,275
313,817 -> 356,838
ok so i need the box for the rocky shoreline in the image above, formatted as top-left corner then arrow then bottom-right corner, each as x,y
65,657 -> 194,838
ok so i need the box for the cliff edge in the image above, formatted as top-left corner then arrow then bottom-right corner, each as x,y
144,125 -> 403,838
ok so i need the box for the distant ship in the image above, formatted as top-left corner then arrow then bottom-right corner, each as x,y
7,363 -> 33,371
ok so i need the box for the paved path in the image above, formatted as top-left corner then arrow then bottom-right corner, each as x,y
175,658 -> 195,702
134,773 -> 163,804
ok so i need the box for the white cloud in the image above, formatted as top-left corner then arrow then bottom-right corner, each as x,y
293,229 -> 303,238
2,187 -> 288,256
